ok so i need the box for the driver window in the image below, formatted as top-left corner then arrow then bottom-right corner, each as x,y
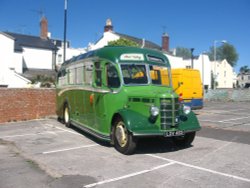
106,64 -> 120,88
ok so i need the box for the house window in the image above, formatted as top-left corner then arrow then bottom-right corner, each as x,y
224,71 -> 226,77
248,75 -> 250,80
58,54 -> 62,63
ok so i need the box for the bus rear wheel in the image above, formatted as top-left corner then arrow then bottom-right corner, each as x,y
172,132 -> 196,148
63,105 -> 71,128
113,119 -> 136,155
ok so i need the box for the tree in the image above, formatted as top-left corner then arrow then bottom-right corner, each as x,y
208,43 -> 239,67
108,38 -> 138,47
175,47 -> 192,59
239,65 -> 250,73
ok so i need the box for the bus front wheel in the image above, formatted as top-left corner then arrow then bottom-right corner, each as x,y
113,119 -> 136,155
63,105 -> 71,128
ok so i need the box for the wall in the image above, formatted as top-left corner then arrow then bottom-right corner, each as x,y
0,33 -> 14,85
0,88 -> 56,123
204,89 -> 250,102
22,47 -> 53,69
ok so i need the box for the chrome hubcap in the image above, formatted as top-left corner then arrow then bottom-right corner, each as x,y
64,107 -> 69,123
115,122 -> 127,147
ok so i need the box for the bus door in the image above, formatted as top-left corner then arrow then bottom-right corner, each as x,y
93,62 -> 121,133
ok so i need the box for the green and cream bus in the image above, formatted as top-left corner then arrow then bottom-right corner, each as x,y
56,46 -> 200,154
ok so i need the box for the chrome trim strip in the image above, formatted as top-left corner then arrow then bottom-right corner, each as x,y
71,120 -> 110,141
57,86 -> 118,96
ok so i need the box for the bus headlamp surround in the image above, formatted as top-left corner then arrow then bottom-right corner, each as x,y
183,105 -> 191,115
150,105 -> 159,117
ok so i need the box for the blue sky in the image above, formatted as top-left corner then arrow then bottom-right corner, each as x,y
0,0 -> 249,72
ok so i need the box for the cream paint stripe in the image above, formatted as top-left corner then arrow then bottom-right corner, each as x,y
42,144 -> 99,154
146,154 -> 250,183
83,162 -> 175,188
0,130 -> 66,139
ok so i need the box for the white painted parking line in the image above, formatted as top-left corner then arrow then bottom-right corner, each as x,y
146,154 -> 250,183
199,119 -> 235,124
45,124 -> 83,136
42,144 -> 99,154
83,162 -> 175,188
0,130 -> 66,139
219,116 -> 250,123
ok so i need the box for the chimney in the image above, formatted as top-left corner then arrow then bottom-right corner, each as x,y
162,33 -> 169,52
104,18 -> 113,32
40,16 -> 48,39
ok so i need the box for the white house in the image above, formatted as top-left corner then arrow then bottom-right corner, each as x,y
165,53 -> 212,89
0,16 -> 84,87
211,59 -> 234,88
237,71 -> 250,88
0,32 -> 31,87
88,19 -> 161,51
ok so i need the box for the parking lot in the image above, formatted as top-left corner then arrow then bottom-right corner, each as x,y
1,101 -> 250,188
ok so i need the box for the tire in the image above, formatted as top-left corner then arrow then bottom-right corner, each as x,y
113,118 -> 137,155
172,132 -> 196,148
63,104 -> 71,128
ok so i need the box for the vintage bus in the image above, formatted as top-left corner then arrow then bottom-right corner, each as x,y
56,46 -> 201,154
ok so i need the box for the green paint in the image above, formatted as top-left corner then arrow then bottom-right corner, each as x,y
56,46 -> 200,141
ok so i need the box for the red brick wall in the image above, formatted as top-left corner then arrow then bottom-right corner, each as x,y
0,88 -> 56,123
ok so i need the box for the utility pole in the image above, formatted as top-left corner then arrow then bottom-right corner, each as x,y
63,0 -> 68,63
190,48 -> 194,69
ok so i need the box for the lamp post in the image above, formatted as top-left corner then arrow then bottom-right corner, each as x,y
63,0 -> 68,63
190,48 -> 194,69
213,40 -> 227,89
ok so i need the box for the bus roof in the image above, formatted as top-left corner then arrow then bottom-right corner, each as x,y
62,46 -> 170,67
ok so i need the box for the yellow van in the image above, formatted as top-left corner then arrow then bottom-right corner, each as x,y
171,69 -> 203,109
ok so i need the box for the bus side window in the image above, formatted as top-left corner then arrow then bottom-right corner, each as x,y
95,62 -> 102,87
84,62 -> 93,85
107,64 -> 120,88
58,69 -> 67,86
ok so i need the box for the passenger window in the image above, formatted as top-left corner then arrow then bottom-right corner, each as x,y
84,62 -> 93,85
107,64 -> 120,88
95,62 -> 102,87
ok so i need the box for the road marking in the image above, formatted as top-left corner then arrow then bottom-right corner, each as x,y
0,130 -> 66,139
199,119 -> 235,124
42,144 -> 99,154
45,124 -> 83,136
83,162 -> 175,188
146,154 -> 250,183
219,116 -> 250,123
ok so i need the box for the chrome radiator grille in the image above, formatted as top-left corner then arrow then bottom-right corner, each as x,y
160,98 -> 180,129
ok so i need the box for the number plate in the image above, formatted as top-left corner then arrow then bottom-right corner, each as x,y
164,131 -> 184,137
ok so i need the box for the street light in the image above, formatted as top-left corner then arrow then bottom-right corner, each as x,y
190,48 -> 194,69
63,0 -> 68,63
213,40 -> 227,89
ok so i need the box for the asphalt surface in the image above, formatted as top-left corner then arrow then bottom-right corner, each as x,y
0,101 -> 250,188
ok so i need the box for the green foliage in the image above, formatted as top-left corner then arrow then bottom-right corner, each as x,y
108,38 -> 139,47
175,47 -> 192,59
208,43 -> 239,67
31,75 -> 55,88
239,65 -> 250,73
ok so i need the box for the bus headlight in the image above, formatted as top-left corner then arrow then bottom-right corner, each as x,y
183,105 -> 191,115
150,106 -> 159,117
